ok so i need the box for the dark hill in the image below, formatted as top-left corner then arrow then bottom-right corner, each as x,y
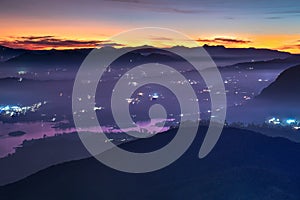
228,64 -> 300,122
4,50 -> 88,68
1,45 -> 292,69
203,45 -> 291,66
223,55 -> 300,71
258,65 -> 300,102
0,45 -> 27,62
1,126 -> 300,200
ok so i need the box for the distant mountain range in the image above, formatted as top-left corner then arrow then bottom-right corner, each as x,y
0,46 -> 26,62
223,55 -> 300,71
202,44 -> 292,66
0,45 -> 293,68
1,126 -> 300,199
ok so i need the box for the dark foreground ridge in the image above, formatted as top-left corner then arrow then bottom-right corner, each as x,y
1,126 -> 300,200
258,64 -> 300,102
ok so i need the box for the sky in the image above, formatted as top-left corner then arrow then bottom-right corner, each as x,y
0,0 -> 300,52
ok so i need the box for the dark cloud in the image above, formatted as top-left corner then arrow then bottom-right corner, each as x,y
265,16 -> 282,19
19,36 -> 54,40
149,6 -> 210,14
149,36 -> 195,43
224,17 -> 235,20
0,36 -> 124,49
278,40 -> 300,51
267,9 -> 300,15
105,0 -> 209,14
197,37 -> 252,44
278,44 -> 300,51
166,8 -> 207,14
150,36 -> 173,41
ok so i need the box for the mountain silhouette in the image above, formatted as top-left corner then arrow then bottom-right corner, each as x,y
0,45 -> 292,69
0,45 -> 27,62
3,50 -> 89,69
203,45 -> 291,67
1,126 -> 300,200
229,64 -> 300,122
258,64 -> 300,102
223,55 -> 300,70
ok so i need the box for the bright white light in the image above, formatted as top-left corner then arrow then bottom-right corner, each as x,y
286,119 -> 296,125
152,93 -> 159,99
126,98 -> 134,104
268,117 -> 280,124
0,102 -> 45,117
94,106 -> 104,111
18,71 -> 27,75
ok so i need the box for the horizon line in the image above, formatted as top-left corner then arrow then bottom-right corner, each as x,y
0,44 -> 296,55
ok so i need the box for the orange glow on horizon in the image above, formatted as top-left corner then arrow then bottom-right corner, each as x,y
1,34 -> 300,54
1,35 -> 299,54
0,18 -> 299,53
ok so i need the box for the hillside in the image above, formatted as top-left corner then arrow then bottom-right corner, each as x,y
0,45 -> 27,62
258,65 -> 300,102
222,55 -> 300,71
0,45 -> 292,69
1,126 -> 300,200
